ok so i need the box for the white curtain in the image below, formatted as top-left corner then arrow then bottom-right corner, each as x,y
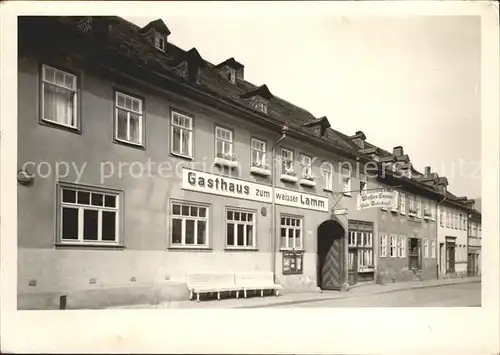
44,84 -> 74,126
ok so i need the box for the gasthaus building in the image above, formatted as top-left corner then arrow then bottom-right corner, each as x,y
17,16 -> 476,309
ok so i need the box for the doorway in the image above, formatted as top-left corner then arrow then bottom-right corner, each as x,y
317,220 -> 345,290
446,238 -> 456,274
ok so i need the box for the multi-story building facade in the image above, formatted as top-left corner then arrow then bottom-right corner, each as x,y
468,200 -> 482,276
436,194 -> 471,277
17,16 -> 479,309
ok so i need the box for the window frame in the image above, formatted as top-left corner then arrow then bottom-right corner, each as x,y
40,64 -> 80,132
359,173 -> 368,193
300,153 -> 313,178
170,110 -> 194,159
390,235 -> 397,258
154,32 -> 165,51
400,193 -> 406,214
397,235 -> 406,258
423,239 -> 429,258
380,233 -> 387,258
55,182 -> 123,247
341,166 -> 352,196
322,162 -> 334,191
215,125 -> 234,158
250,137 -> 268,168
169,200 -> 210,249
431,240 -> 436,258
225,208 -> 257,250
280,148 -> 294,175
114,90 -> 145,147
279,215 -> 303,251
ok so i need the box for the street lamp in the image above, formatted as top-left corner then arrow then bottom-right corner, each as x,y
271,125 -> 288,282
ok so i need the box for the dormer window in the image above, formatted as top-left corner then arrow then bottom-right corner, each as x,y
250,97 -> 267,114
372,154 -> 379,162
227,68 -> 236,84
154,33 -> 165,51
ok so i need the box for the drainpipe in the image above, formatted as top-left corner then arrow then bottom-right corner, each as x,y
436,194 -> 447,279
271,126 -> 289,282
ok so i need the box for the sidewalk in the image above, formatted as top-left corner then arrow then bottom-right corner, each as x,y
105,276 -> 480,310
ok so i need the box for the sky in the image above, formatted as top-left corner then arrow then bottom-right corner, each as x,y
125,14 -> 481,199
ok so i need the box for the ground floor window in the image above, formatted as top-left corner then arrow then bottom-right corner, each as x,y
431,240 -> 436,258
282,251 -> 303,275
171,202 -> 209,247
379,233 -> 387,257
408,237 -> 422,270
58,184 -> 121,245
226,209 -> 256,248
280,215 -> 303,250
348,220 -> 374,281
397,235 -> 406,258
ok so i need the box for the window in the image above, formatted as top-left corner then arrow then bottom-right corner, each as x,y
416,198 -> 422,218
281,148 -> 294,174
440,208 -> 444,226
348,231 -> 357,247
215,126 -> 233,158
359,173 -> 367,192
251,138 -> 267,168
397,235 -> 406,258
250,97 -> 268,113
227,68 -> 236,84
380,233 -> 387,258
58,185 -> 120,245
342,166 -> 351,194
280,216 -> 303,250
171,202 -> 208,247
408,195 -> 416,215
390,235 -> 397,258
423,239 -> 429,258
391,191 -> 399,211
446,211 -> 450,227
300,154 -> 312,178
400,193 -> 406,214
41,65 -> 78,129
115,91 -> 143,146
358,248 -> 373,270
423,200 -> 430,217
322,162 -> 333,191
154,33 -> 165,51
431,240 -> 436,258
282,251 -> 303,275
171,111 -> 193,158
462,216 -> 466,230
226,209 -> 255,248
459,214 -> 462,230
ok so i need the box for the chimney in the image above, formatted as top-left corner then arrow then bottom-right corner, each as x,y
424,166 -> 431,176
393,146 -> 404,156
351,131 -> 366,149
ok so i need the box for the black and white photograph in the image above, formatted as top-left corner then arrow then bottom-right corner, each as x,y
1,1 -> 499,354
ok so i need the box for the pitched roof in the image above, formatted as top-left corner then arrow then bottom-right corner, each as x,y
240,84 -> 273,100
24,16 -> 476,203
140,19 -> 171,36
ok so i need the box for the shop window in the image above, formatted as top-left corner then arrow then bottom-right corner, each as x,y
115,91 -> 144,146
170,202 -> 209,247
226,209 -> 255,249
280,216 -> 303,250
171,111 -> 193,158
282,251 -> 303,275
408,237 -> 422,270
41,64 -> 78,130
57,184 -> 121,245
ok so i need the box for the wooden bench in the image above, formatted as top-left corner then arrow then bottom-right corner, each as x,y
186,273 -> 242,302
235,272 -> 283,298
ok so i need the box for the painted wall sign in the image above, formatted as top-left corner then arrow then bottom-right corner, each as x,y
356,190 -> 393,210
181,168 -> 328,212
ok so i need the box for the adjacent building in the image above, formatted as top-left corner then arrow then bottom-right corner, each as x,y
17,16 -> 480,309
468,199 -> 482,276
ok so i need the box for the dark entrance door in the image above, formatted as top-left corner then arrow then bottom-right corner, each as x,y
347,249 -> 357,285
317,220 -> 345,290
446,243 -> 456,273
